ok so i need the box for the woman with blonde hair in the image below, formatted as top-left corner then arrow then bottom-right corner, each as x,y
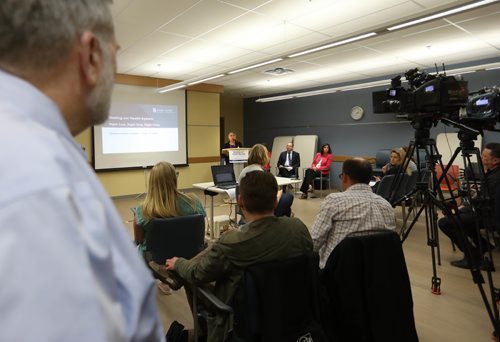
381,148 -> 412,176
133,161 -> 205,254
238,144 -> 294,217
133,161 -> 205,294
372,147 -> 412,192
238,143 -> 270,181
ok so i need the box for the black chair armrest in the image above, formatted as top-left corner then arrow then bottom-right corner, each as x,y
197,287 -> 234,314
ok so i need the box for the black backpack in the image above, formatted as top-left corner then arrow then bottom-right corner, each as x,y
165,321 -> 188,342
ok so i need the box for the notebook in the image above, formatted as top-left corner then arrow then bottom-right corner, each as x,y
211,164 -> 237,189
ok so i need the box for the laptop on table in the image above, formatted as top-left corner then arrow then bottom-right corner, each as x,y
211,164 -> 238,189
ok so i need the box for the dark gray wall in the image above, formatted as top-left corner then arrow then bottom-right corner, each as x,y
244,68 -> 500,188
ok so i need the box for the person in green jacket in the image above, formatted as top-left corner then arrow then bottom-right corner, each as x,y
166,171 -> 313,342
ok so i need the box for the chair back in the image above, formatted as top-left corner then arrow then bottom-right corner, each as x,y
269,136 -> 294,176
322,230 -> 418,342
405,171 -> 418,194
293,135 -> 318,179
376,174 -> 409,204
146,214 -> 205,264
435,164 -> 460,192
372,149 -> 392,175
231,253 -> 328,341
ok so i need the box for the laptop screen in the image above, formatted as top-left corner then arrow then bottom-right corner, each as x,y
211,165 -> 236,185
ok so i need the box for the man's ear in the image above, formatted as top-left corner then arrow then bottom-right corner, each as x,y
237,194 -> 244,210
78,31 -> 102,87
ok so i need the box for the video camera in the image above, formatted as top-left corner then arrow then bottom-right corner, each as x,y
372,68 -> 469,120
462,86 -> 500,130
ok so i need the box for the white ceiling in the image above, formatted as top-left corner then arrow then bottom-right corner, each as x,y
112,0 -> 500,98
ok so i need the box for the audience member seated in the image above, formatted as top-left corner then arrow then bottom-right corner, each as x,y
239,144 -> 294,217
372,147 -> 412,193
402,145 -> 419,172
165,171 -> 313,342
277,142 -> 300,178
261,142 -> 272,171
300,143 -> 333,199
310,158 -> 396,268
438,143 -> 500,269
133,161 -> 205,293
221,131 -> 243,165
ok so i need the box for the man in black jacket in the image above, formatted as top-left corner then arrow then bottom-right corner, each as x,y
277,142 -> 300,178
438,142 -> 500,269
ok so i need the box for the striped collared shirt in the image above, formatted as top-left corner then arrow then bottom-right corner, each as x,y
311,183 -> 395,268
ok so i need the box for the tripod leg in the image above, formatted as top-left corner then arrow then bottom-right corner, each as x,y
424,194 -> 441,295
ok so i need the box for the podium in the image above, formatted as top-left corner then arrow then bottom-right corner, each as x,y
222,147 -> 251,179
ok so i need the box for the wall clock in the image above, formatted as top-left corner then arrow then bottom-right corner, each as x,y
350,106 -> 364,121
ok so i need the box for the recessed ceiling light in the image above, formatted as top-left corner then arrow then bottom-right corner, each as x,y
264,67 -> 295,76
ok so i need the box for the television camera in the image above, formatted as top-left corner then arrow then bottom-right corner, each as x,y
372,67 -> 500,130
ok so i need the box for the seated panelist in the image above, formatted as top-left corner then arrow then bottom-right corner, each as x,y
300,143 -> 333,199
277,142 -> 300,178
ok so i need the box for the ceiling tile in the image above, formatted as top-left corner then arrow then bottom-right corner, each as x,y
112,0 -> 500,98
113,0 -> 201,49
217,0 -> 272,11
159,0 -> 247,38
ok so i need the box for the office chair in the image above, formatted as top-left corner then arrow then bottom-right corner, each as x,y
302,168 -> 331,198
193,253 -> 329,341
372,149 -> 392,177
313,172 -> 331,198
145,214 -> 205,266
321,230 -> 418,342
376,174 -> 411,232
435,164 -> 460,196
276,165 -> 299,179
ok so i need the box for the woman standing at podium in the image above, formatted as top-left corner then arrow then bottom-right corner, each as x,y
221,131 -> 243,165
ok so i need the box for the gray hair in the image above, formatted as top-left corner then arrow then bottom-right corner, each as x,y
0,0 -> 114,71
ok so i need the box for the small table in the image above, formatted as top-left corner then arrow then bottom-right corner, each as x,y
193,176 -> 302,238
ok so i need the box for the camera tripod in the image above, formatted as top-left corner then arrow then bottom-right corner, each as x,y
390,117 -> 500,338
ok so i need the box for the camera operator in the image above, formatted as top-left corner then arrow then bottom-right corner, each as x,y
438,143 -> 500,269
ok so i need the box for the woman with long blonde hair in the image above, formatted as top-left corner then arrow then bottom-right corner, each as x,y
238,144 -> 294,217
133,161 -> 205,254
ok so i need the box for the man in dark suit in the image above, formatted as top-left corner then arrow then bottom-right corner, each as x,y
278,142 -> 300,178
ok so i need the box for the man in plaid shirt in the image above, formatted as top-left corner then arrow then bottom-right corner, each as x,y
311,158 -> 396,268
